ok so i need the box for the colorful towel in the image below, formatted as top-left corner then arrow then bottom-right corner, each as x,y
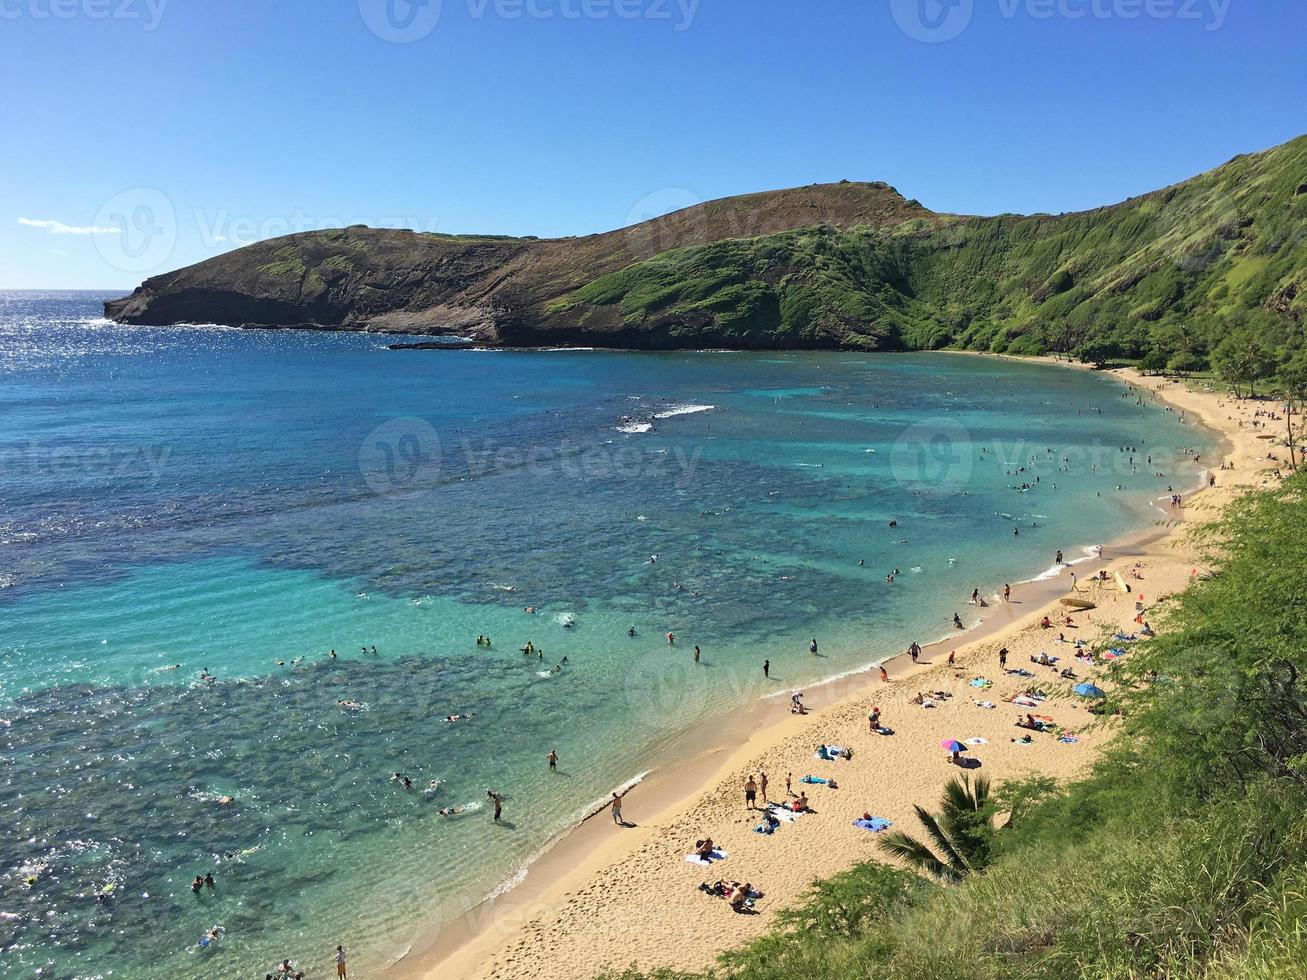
965,737 -> 988,746
853,817 -> 892,832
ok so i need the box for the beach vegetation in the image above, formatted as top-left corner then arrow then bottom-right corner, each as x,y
877,774 -> 994,883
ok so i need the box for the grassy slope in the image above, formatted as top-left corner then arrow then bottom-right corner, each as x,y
550,136 -> 1307,356
600,470 -> 1307,980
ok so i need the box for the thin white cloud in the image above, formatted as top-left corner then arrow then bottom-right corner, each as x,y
19,217 -> 121,235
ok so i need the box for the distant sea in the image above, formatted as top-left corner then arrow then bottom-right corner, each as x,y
0,291 -> 1213,978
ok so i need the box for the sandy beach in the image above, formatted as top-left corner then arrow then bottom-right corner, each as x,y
408,360 -> 1280,980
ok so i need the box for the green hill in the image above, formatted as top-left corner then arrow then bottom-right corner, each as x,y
108,135 -> 1307,371
551,135 -> 1307,361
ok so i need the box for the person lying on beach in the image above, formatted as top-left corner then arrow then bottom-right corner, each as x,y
1017,714 -> 1052,732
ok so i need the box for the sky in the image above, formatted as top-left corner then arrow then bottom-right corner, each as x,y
1,0 -> 1304,289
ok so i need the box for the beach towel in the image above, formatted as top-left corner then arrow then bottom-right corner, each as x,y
853,817 -> 893,832
1059,735 -> 1080,744
815,746 -> 845,760
765,805 -> 800,822
969,678 -> 992,689
685,849 -> 728,866
753,820 -> 779,835
973,700 -> 995,709
965,737 -> 988,746
1011,695 -> 1040,708
1006,668 -> 1035,678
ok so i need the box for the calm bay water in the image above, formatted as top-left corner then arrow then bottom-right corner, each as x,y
0,291 -> 1211,978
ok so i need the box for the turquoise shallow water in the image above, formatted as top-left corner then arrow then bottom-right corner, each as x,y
0,292 -> 1213,978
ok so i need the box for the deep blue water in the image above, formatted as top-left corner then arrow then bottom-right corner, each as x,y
0,291 -> 1211,978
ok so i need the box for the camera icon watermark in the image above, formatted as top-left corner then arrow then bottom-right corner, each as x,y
358,0 -> 443,42
889,418 -> 974,495
623,187 -> 706,262
91,187 -> 177,275
891,0 -> 975,42
359,417 -> 443,497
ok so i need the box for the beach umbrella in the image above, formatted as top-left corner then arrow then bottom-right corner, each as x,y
1074,683 -> 1106,699
940,739 -> 967,753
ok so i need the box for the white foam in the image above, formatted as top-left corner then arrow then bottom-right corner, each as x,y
652,404 -> 714,420
616,421 -> 653,433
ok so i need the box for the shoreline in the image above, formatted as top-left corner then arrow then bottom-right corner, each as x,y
395,358 -> 1262,980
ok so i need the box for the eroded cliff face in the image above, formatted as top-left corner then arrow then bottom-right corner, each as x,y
106,136 -> 1307,353
104,182 -> 939,345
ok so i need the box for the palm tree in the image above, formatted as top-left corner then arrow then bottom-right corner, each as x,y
878,773 -> 993,883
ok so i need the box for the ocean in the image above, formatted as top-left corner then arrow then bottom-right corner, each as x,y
0,290 -> 1212,979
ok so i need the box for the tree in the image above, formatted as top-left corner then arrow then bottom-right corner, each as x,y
1138,349 -> 1168,374
878,774 -> 994,883
1167,352 -> 1205,376
1072,338 -> 1123,369
1276,351 -> 1307,470
1212,335 -> 1275,398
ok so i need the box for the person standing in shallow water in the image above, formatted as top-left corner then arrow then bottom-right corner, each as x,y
693,645 -> 700,663
488,790 -> 502,822
335,945 -> 347,979
547,749 -> 558,772
763,659 -> 770,679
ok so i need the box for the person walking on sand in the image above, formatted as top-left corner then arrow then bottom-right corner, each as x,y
488,790 -> 502,822
763,659 -> 770,679
785,772 -> 793,796
744,775 -> 758,810
759,770 -> 769,804
998,647 -> 1008,669
547,749 -> 558,772
611,789 -> 629,825
336,945 -> 347,979
909,641 -> 921,664
879,665 -> 889,683
1003,583 -> 1011,602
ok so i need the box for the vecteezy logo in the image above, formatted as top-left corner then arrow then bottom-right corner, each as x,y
890,0 -> 974,43
358,0 -> 442,42
889,418 -> 974,495
92,187 -> 177,274
623,187 -> 707,262
359,417 -> 442,497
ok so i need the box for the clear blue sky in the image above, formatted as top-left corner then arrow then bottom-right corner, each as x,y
2,0 -> 1304,289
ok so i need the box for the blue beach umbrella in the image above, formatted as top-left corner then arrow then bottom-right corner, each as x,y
1074,682 -> 1106,699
